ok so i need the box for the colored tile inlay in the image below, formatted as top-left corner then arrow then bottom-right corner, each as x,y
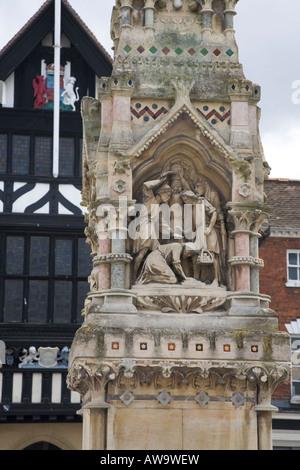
188,48 -> 196,56
149,46 -> 158,54
168,343 -> 176,351
131,105 -> 169,121
112,342 -> 119,350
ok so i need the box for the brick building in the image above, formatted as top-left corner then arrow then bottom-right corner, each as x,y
260,178 -> 300,449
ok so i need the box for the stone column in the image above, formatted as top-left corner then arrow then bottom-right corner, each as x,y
120,0 -> 133,28
227,203 -> 268,293
233,230 -> 251,291
200,0 -> 213,37
95,219 -> 111,291
144,0 -> 155,28
250,234 -> 260,293
224,0 -> 238,37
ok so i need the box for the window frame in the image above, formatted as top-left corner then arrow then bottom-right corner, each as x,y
0,228 -> 92,325
290,334 -> 300,404
0,132 -> 82,180
286,249 -> 300,287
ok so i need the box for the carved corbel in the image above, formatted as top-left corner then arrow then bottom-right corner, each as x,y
247,364 -> 290,407
67,361 -> 117,397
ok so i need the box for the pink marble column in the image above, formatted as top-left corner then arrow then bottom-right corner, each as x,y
234,232 -> 250,291
98,234 -> 111,290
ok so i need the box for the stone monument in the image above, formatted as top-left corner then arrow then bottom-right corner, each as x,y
68,0 -> 290,450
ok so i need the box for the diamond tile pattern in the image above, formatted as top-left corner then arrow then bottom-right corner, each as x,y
195,391 -> 210,407
157,390 -> 172,405
120,390 -> 135,406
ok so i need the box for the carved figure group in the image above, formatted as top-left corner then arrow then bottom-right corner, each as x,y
133,162 -> 227,287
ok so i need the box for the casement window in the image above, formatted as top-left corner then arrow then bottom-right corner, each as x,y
0,133 -> 82,179
0,230 -> 92,324
286,250 -> 300,287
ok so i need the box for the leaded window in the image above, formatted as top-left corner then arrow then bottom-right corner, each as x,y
0,231 -> 92,324
0,133 -> 82,178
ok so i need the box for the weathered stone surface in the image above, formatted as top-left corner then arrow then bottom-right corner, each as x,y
68,0 -> 291,450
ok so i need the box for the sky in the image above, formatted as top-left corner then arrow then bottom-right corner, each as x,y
0,0 -> 299,180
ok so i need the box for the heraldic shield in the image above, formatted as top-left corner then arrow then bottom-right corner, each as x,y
38,347 -> 59,368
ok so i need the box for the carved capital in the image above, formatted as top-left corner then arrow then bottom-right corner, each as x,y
67,361 -> 117,396
227,202 -> 269,234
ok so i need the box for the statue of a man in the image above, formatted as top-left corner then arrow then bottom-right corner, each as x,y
132,172 -> 174,274
181,187 -> 221,286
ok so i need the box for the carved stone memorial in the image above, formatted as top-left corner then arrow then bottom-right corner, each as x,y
68,0 -> 290,450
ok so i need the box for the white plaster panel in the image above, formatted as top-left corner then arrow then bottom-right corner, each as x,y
31,373 -> 43,404
71,391 -> 81,404
58,184 -> 84,214
12,183 -> 50,213
51,373 -> 62,403
12,373 -> 23,403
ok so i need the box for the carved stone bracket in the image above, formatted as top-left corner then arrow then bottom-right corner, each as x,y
67,361 -> 117,397
68,358 -> 290,397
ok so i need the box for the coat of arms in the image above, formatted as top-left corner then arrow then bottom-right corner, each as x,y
32,63 -> 79,111
38,347 -> 59,368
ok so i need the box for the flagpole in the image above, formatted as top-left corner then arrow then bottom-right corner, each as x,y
53,0 -> 61,178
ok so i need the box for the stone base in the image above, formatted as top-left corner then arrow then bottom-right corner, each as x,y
105,383 -> 258,450
68,291 -> 290,451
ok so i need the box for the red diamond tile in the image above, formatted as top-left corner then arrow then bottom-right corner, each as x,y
162,47 -> 170,55
188,48 -> 196,56
137,46 -> 145,54
213,49 -> 221,56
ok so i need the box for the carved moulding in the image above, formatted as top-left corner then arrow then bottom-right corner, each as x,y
131,284 -> 228,313
67,358 -> 290,397
134,293 -> 227,313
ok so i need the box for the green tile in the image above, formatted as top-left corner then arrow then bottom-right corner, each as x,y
200,48 -> 209,56
149,46 -> 158,54
175,47 -> 183,55
226,49 -> 234,57
124,45 -> 132,53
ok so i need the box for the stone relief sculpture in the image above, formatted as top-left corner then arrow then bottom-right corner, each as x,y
132,159 -> 227,288
132,171 -> 175,274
